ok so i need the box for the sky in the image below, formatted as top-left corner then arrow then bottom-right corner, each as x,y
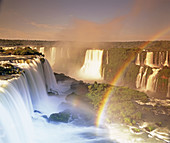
0,0 -> 170,41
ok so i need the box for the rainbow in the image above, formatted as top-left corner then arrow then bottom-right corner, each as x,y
96,27 -> 170,126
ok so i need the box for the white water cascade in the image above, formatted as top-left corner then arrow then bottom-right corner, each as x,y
39,47 -> 45,55
135,53 -> 140,66
0,57 -> 72,143
136,66 -> 144,88
0,80 -> 34,143
140,67 -> 148,90
50,47 -> 57,66
146,68 -> 161,92
167,78 -> 170,98
164,51 -> 169,67
144,52 -> 154,67
136,51 -> 170,96
9,75 -> 34,115
80,49 -> 103,80
42,59 -> 70,94
16,60 -> 49,111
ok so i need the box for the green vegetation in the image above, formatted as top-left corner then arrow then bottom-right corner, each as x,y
86,82 -> 148,124
131,127 -> 141,133
0,64 -> 23,75
145,126 -> 155,132
103,48 -> 140,87
48,112 -> 71,123
0,47 -> 42,55
155,122 -> 162,127
157,67 -> 170,92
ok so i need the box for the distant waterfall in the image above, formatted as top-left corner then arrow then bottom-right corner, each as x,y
106,50 -> 109,64
136,66 -> 144,88
140,67 -> 148,90
40,47 -> 45,55
146,68 -> 160,92
80,49 -> 103,80
167,78 -> 170,97
135,53 -> 140,66
144,52 -> 154,67
136,51 -> 170,95
50,47 -> 57,66
164,51 -> 169,67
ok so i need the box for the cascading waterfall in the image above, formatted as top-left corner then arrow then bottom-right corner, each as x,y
80,49 -> 103,80
0,57 -> 71,143
135,53 -> 140,66
136,51 -> 170,96
42,59 -> 70,94
50,47 -> 57,66
167,78 -> 170,98
146,68 -> 161,92
144,52 -> 154,67
136,66 -> 144,88
9,75 -> 34,115
39,47 -> 45,55
0,80 -> 34,143
16,60 -> 49,111
164,51 -> 169,67
106,50 -> 109,64
140,67 -> 148,90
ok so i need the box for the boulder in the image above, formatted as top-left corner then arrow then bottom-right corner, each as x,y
48,110 -> 71,123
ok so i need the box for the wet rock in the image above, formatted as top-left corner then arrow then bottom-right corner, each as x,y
48,110 -> 71,123
34,110 -> 42,114
42,115 -> 48,120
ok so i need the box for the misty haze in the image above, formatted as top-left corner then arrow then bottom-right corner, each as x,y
0,0 -> 170,143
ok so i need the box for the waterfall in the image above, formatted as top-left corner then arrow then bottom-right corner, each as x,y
42,59 -> 70,94
106,50 -> 109,64
0,81 -> 34,143
136,51 -> 169,94
50,47 -> 57,66
40,47 -> 45,55
80,49 -> 103,80
146,68 -> 161,92
135,53 -> 140,66
140,67 -> 148,90
164,51 -> 169,67
9,75 -> 34,115
136,66 -> 144,88
167,78 -> 170,98
16,60 -> 49,111
145,52 -> 154,67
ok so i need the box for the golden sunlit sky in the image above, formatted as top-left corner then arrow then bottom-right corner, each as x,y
0,0 -> 170,41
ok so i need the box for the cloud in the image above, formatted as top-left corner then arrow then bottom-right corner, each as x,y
59,16 -> 126,42
29,21 -> 65,31
30,22 -> 52,29
55,0 -> 170,42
